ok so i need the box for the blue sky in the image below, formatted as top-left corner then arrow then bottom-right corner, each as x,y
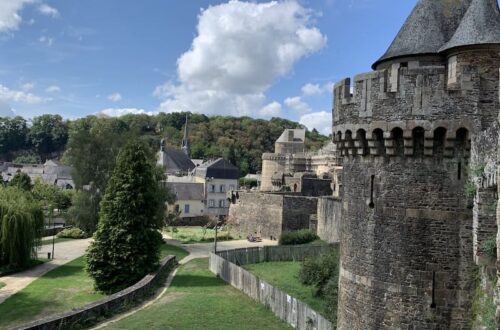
0,0 -> 416,134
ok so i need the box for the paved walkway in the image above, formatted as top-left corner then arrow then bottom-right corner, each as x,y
164,235 -> 278,264
0,238 -> 91,304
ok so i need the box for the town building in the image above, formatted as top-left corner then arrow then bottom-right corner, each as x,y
192,158 -> 239,218
166,182 -> 205,219
0,159 -> 75,189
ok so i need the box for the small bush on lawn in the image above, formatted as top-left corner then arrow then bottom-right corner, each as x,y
279,229 -> 318,245
56,228 -> 87,239
480,237 -> 497,259
299,248 -> 340,323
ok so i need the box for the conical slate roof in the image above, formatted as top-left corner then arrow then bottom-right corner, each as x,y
373,0 -> 472,69
440,0 -> 500,52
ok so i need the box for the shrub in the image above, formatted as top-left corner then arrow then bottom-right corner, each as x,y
299,249 -> 339,296
299,248 -> 340,323
480,237 -> 497,259
279,229 -> 319,245
56,228 -> 87,239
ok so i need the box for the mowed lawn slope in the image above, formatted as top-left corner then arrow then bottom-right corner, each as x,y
104,258 -> 291,330
244,261 -> 330,320
0,243 -> 187,330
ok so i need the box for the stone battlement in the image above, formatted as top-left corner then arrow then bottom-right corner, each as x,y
333,49 -> 500,128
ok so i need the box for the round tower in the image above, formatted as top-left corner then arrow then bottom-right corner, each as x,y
334,0 -> 500,328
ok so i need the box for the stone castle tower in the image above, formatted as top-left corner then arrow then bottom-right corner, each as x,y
332,0 -> 500,328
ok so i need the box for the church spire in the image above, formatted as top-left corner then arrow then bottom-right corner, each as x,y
181,113 -> 190,157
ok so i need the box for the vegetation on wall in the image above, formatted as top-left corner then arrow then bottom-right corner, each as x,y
86,141 -> 166,293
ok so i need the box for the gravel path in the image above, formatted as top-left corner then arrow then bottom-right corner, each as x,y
0,238 -> 91,304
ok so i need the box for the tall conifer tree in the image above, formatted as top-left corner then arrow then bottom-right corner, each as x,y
86,141 -> 164,293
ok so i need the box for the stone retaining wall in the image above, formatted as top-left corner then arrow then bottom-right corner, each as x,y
12,255 -> 177,330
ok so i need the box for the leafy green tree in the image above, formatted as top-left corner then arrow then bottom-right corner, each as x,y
9,173 -> 32,191
13,150 -> 41,164
32,179 -> 72,213
86,141 -> 165,293
0,116 -> 28,157
66,190 -> 99,233
0,187 -> 44,268
29,114 -> 68,158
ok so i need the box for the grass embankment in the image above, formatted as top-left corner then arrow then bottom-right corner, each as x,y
104,258 -> 291,330
0,242 -> 188,330
166,226 -> 235,244
243,261 -> 329,319
0,257 -> 104,330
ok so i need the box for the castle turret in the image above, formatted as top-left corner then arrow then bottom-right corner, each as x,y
334,0 -> 500,328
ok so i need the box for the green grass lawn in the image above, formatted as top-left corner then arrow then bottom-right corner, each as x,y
0,243 -> 188,330
159,242 -> 189,261
243,261 -> 328,319
0,256 -> 104,330
104,258 -> 291,330
166,226 -> 235,244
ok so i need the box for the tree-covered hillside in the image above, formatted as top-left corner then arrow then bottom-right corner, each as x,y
0,112 -> 329,176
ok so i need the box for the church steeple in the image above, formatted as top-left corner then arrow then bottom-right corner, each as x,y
181,113 -> 190,157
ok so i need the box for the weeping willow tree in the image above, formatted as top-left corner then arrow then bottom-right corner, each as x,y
0,187 -> 44,268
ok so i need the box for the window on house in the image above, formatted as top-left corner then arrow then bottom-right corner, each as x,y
210,184 -> 216,192
184,204 -> 190,214
209,199 -> 215,208
219,199 -> 225,208
174,204 -> 180,213
448,56 -> 457,84
220,185 -> 225,193
229,185 -> 235,191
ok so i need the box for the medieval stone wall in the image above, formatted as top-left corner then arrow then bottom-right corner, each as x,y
316,196 -> 342,243
333,49 -> 500,329
228,192 -> 317,239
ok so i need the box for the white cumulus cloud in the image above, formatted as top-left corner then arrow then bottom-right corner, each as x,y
259,101 -> 282,118
284,96 -> 311,114
299,111 -> 332,135
98,108 -> 157,117
301,82 -> 334,96
156,0 -> 326,117
107,93 -> 122,102
45,85 -> 60,93
0,0 -> 34,33
38,3 -> 59,18
21,82 -> 35,91
0,84 -> 45,104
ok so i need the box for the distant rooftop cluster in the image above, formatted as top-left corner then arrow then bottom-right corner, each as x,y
0,159 -> 74,189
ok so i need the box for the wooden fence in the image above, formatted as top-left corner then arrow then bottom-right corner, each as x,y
210,245 -> 335,330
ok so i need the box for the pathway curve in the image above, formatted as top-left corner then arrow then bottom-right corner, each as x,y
0,238 -> 91,304
91,237 -> 278,329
